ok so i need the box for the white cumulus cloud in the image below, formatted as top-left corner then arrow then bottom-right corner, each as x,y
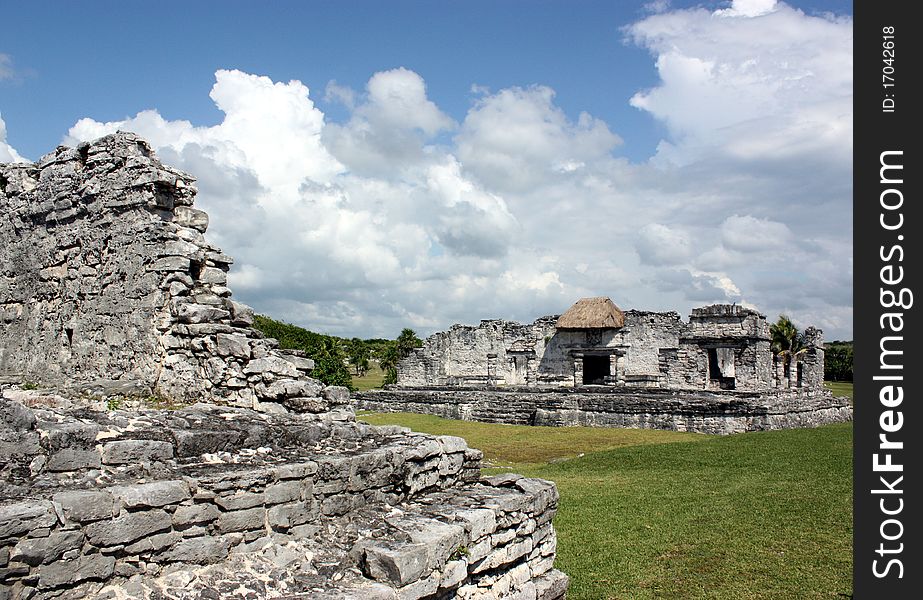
52,0 -> 854,340
0,113 -> 25,163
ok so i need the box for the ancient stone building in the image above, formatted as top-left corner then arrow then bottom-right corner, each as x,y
0,133 -> 327,413
0,134 -> 568,599
358,298 -> 851,434
396,297 -> 822,393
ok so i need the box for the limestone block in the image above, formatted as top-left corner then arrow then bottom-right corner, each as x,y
264,481 -> 302,505
534,569 -> 569,600
264,377 -> 323,399
100,439 -> 174,465
398,518 -> 465,572
175,302 -> 230,324
282,396 -> 329,413
150,256 -> 191,272
362,542 -> 429,586
36,554 -> 116,590
244,357 -> 299,378
266,501 -> 317,530
322,385 -> 351,405
440,559 -> 468,590
217,508 -> 265,533
216,333 -> 251,359
85,509 -> 172,547
198,266 -> 227,286
271,461 -> 318,480
10,531 -> 85,566
282,354 -> 315,372
172,503 -> 219,528
437,435 -> 468,454
174,206 -> 209,232
124,531 -> 180,554
453,509 -> 497,540
229,300 -> 255,326
397,573 -> 439,600
45,448 -> 101,472
52,490 -> 119,523
158,536 -> 230,564
109,480 -> 190,508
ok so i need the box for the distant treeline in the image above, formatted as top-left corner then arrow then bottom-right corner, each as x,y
824,340 -> 853,382
251,315 -> 422,390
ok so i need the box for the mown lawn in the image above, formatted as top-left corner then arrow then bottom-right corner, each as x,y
824,381 -> 854,404
352,362 -> 387,391
359,412 -> 705,468
359,410 -> 853,599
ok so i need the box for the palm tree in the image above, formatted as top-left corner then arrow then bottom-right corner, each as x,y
770,315 -> 806,370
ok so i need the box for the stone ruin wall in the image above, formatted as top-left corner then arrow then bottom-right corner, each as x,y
1,396 -> 567,599
374,303 -> 851,435
1,134 -> 568,599
397,304 -> 823,394
0,133 -> 346,415
356,387 -> 853,435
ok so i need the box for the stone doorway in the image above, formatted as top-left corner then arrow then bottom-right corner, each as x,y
582,354 -> 610,385
707,347 -> 736,390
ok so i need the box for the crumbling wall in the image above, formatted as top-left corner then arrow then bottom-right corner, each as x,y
680,305 -> 773,392
0,394 -> 567,599
619,311 -> 684,380
0,133 -> 339,414
398,304 -> 786,392
357,387 -> 853,435
399,318 -> 558,387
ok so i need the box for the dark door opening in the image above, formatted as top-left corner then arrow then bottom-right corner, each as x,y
707,348 -> 736,390
583,355 -> 610,385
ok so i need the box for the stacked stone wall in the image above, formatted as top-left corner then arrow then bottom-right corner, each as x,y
357,387 -> 852,435
0,133 -> 347,414
619,311 -> 684,378
0,394 -> 566,598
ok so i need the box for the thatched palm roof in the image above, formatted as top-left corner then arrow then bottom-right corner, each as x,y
556,297 -> 625,329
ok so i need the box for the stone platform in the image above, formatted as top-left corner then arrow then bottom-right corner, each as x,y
0,390 -> 567,599
356,386 -> 852,435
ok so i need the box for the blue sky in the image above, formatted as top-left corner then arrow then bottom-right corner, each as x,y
1,0 -> 854,339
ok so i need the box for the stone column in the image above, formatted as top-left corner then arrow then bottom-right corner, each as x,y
572,355 -> 584,388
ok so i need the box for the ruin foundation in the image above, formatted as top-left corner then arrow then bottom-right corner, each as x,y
356,387 -> 852,436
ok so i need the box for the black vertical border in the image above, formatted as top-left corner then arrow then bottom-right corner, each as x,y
854,1 -> 919,597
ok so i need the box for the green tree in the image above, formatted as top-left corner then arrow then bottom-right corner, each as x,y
251,315 -> 354,390
310,338 -> 355,389
824,342 -> 853,381
770,314 -> 806,368
379,343 -> 402,385
396,328 -> 423,355
380,328 -> 423,385
347,337 -> 371,376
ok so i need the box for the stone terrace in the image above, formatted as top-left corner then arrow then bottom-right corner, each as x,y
1,392 -> 566,599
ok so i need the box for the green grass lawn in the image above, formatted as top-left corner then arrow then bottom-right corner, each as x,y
824,381 -> 854,404
359,412 -> 705,468
352,362 -> 387,391
359,413 -> 853,599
